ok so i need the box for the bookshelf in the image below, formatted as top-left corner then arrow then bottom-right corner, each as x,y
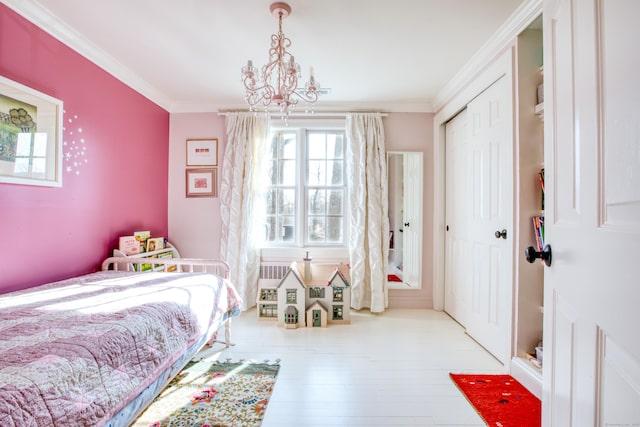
113,242 -> 181,272
511,22 -> 544,398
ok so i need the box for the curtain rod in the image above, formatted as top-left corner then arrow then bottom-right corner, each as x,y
216,111 -> 388,118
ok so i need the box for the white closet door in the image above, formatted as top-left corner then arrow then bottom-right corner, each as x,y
543,0 -> 640,425
445,75 -> 514,364
445,109 -> 472,327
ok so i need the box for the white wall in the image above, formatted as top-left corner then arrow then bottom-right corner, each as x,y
168,112 -> 435,308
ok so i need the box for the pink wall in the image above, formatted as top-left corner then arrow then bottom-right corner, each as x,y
0,5 -> 170,293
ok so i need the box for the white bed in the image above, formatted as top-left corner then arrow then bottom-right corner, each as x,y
0,257 -> 241,427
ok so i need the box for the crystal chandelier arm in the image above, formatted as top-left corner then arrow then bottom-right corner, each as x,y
240,2 -> 322,115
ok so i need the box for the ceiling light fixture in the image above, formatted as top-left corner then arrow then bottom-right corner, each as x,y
241,2 -> 321,117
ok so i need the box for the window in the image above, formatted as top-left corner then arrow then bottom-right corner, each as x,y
263,127 -> 346,247
260,288 -> 277,301
310,287 -> 325,298
332,305 -> 343,320
333,287 -> 343,302
13,132 -> 48,178
286,289 -> 297,304
259,304 -> 277,318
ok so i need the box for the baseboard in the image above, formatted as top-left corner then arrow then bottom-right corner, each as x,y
510,356 -> 542,399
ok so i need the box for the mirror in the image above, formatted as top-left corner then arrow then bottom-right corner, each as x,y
387,152 -> 423,288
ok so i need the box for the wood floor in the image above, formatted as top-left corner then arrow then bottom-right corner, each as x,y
206,308 -> 505,426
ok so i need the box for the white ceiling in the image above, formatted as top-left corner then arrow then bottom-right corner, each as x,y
4,0 -> 532,113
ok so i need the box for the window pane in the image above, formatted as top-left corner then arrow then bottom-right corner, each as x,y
326,160 -> 343,185
32,158 -> 46,174
327,190 -> 343,215
268,134 -> 278,158
264,216 -> 276,241
326,217 -> 343,243
33,133 -> 47,156
267,160 -> 278,185
308,217 -> 325,242
307,133 -> 326,159
279,189 -> 295,215
280,160 -> 296,185
327,134 -> 344,159
307,160 -> 325,186
308,189 -> 326,215
280,133 -> 296,158
16,133 -> 31,156
265,189 -> 276,214
280,216 -> 295,242
13,157 -> 29,174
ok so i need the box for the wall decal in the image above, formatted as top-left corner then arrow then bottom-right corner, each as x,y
62,112 -> 88,176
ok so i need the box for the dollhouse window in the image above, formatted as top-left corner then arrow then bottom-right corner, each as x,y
286,289 -> 297,304
310,287 -> 324,298
285,306 -> 298,324
260,288 -> 277,301
259,304 -> 277,318
333,287 -> 343,302
332,306 -> 343,320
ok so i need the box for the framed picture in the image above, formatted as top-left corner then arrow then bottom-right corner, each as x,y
186,168 -> 217,197
186,138 -> 218,166
0,75 -> 64,187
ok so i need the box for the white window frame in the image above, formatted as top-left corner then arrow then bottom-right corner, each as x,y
262,119 -> 349,261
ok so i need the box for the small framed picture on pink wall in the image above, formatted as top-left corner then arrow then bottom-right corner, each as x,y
186,168 -> 217,198
186,138 -> 218,166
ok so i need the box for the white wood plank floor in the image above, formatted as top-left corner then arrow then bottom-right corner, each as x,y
206,308 -> 505,426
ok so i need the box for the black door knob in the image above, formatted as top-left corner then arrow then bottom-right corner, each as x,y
404,222 -> 410,227
525,245 -> 552,267
494,229 -> 507,239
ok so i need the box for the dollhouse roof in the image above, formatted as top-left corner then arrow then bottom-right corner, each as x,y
306,300 -> 329,313
276,265 -> 305,289
295,263 -> 351,287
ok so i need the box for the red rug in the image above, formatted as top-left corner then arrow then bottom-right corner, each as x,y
388,274 -> 402,282
450,374 -> 541,427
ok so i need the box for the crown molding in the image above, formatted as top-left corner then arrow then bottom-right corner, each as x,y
171,100 -> 435,114
432,0 -> 542,113
2,0 -> 172,111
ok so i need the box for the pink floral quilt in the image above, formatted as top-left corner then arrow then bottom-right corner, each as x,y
0,271 -> 241,426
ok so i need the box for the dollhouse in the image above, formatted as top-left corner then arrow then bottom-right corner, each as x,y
256,258 -> 351,328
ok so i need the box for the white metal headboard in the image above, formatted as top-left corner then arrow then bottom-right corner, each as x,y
101,257 -> 230,279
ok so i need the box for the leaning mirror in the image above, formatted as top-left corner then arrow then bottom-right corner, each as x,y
387,151 -> 423,288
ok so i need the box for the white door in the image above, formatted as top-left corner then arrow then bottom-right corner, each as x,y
445,109 -> 472,327
445,75 -> 514,364
543,0 -> 640,425
401,152 -> 422,288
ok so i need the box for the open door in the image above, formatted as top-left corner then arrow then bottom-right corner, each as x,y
543,0 -> 640,424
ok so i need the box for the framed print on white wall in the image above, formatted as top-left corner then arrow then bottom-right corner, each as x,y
0,75 -> 63,187
186,167 -> 217,198
186,138 -> 218,166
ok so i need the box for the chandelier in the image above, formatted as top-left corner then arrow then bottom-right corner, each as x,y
241,2 -> 321,116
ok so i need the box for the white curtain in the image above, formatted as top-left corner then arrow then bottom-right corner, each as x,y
219,113 -> 269,310
346,113 -> 389,312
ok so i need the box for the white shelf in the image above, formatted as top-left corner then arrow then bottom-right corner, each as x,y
113,242 -> 180,272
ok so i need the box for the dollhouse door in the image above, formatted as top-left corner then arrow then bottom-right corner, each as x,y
543,0 -> 640,424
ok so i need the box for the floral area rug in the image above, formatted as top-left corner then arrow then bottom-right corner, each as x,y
450,373 -> 541,427
133,359 -> 280,427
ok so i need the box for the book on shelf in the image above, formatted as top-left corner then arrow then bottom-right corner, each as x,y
118,236 -> 139,255
538,168 -> 545,210
134,230 -> 151,253
532,215 -> 545,252
156,251 -> 177,272
146,237 -> 165,252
